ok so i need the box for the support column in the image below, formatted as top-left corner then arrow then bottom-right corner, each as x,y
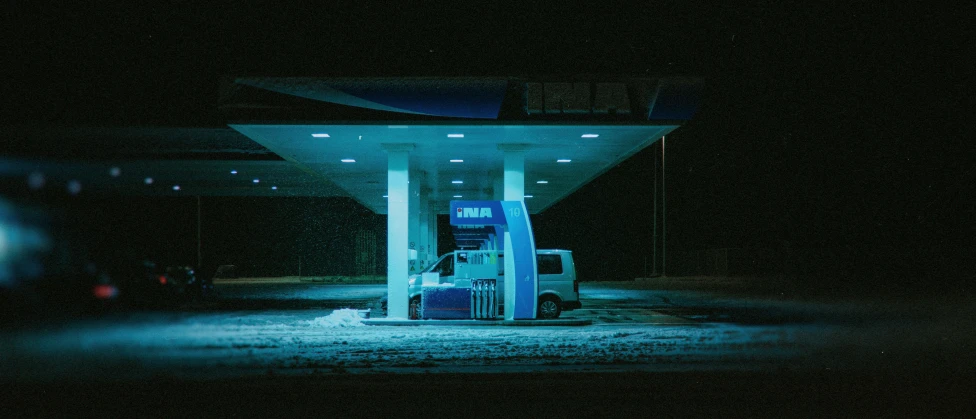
502,152 -> 525,201
384,143 -> 414,318
429,207 -> 438,262
418,187 -> 430,271
408,172 -> 421,276
498,144 -> 528,320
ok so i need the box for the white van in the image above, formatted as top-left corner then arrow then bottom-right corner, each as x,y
407,249 -> 581,319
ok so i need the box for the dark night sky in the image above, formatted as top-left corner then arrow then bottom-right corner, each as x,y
4,2 -> 973,282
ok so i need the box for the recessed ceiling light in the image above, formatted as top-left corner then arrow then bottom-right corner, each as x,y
581,134 -> 599,138
341,159 -> 356,163
311,133 -> 330,138
453,195 -> 462,198
230,170 -> 238,175
447,133 -> 464,138
450,159 -> 463,163
451,180 -> 463,184
253,179 -> 260,183
536,180 -> 548,184
524,195 -> 534,198
557,159 -> 572,163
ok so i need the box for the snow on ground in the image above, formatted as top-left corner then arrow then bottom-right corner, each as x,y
0,309 -> 942,382
2,283 -> 973,382
306,309 -> 365,327
2,312 -> 811,380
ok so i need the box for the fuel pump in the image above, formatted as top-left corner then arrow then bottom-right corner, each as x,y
416,200 -> 538,320
451,200 -> 538,320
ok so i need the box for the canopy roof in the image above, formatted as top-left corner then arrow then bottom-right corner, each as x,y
226,76 -> 701,214
231,123 -> 677,214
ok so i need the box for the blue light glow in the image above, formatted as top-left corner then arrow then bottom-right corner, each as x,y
537,180 -> 548,184
271,186 -> 278,190
557,159 -> 571,163
27,172 -> 45,190
341,159 -> 356,163
311,133 -> 330,138
452,180 -> 463,184
230,170 -> 238,174
450,159 -> 463,163
67,180 -> 82,195
581,134 -> 599,138
172,185 -> 180,191
252,179 -> 260,183
447,134 -> 464,138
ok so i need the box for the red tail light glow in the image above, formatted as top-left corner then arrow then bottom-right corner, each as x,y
93,284 -> 119,299
158,275 -> 167,285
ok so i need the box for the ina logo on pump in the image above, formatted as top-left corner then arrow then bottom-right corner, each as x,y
456,207 -> 493,218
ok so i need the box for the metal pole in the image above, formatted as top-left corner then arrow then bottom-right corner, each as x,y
661,135 -> 667,277
196,196 -> 202,269
652,141 -> 658,275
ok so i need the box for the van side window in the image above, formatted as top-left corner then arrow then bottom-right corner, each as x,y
435,256 -> 454,277
537,255 -> 563,275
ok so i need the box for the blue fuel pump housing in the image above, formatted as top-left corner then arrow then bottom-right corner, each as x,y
449,200 -> 538,319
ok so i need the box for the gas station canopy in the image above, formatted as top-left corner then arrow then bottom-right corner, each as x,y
224,76 -> 702,214
230,123 -> 676,214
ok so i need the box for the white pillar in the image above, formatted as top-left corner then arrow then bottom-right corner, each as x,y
408,172 -> 421,276
384,144 -> 413,318
503,151 -> 525,201
418,187 -> 430,271
429,208 -> 438,261
498,145 -> 527,320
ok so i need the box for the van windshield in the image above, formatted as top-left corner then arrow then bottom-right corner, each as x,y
423,255 -> 454,277
421,256 -> 444,274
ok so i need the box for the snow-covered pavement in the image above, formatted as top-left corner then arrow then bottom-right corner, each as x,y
2,282 -> 973,382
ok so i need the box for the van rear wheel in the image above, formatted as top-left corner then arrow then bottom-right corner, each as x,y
538,295 -> 562,319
